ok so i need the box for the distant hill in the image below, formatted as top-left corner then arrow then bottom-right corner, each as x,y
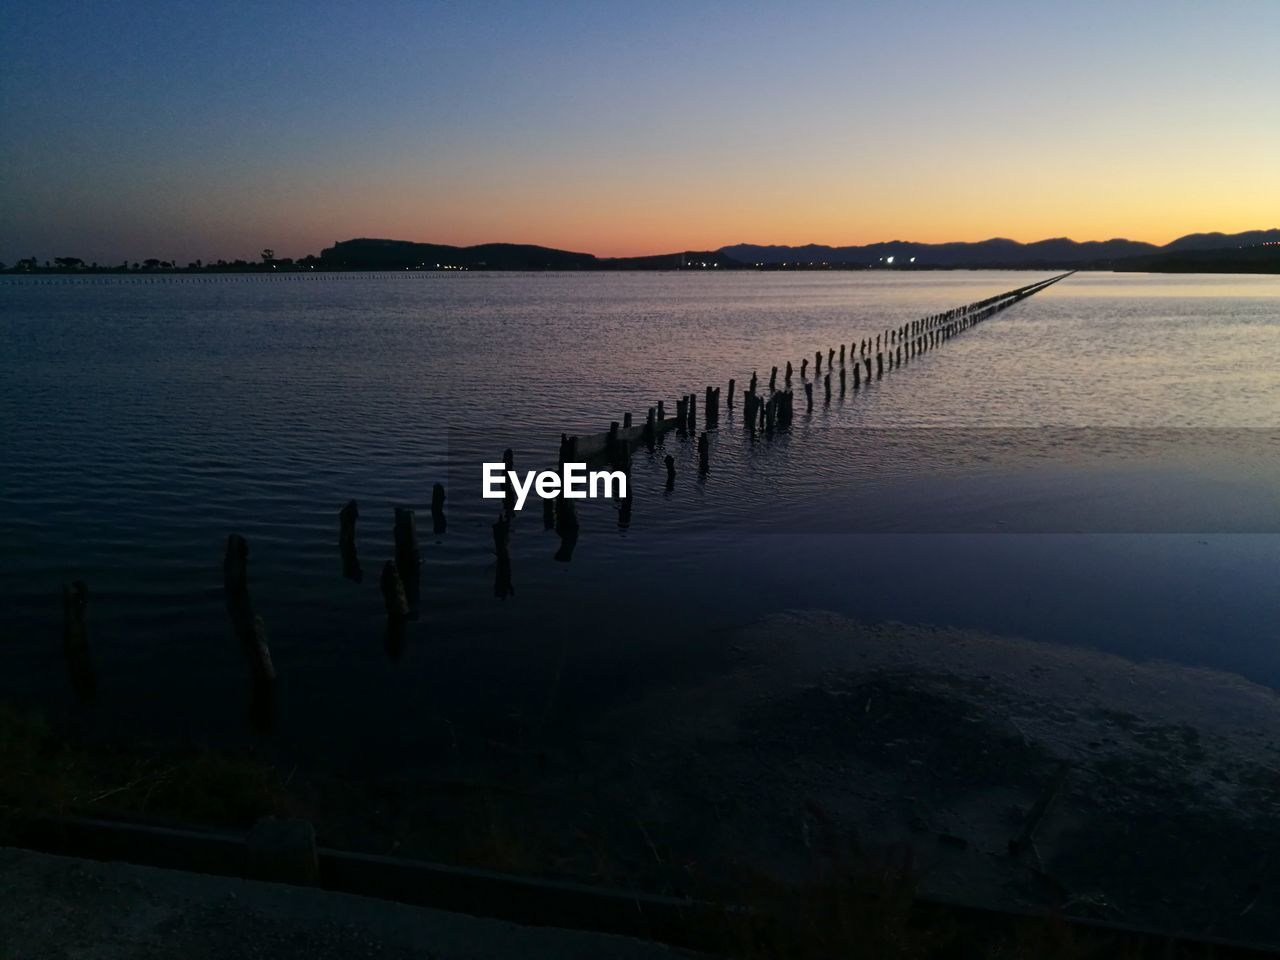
313,231 -> 1280,273
320,239 -> 598,270
318,238 -> 742,271
721,230 -> 1280,270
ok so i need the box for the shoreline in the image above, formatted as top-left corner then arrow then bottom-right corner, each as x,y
9,610 -> 1280,946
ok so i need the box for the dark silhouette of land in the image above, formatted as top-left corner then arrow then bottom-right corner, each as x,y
724,228 -> 1280,271
4,229 -> 1277,275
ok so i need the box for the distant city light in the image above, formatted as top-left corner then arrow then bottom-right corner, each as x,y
886,256 -> 895,264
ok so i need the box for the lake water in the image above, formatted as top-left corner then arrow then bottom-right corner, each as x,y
3,270 -> 1279,764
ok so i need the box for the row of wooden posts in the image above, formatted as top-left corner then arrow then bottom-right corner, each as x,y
59,273 -> 1072,722
563,272 -> 1073,475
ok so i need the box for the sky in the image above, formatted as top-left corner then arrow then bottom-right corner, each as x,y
2,0 -> 1278,263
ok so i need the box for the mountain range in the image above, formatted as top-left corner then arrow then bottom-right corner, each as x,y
317,230 -> 1280,272
721,229 -> 1280,269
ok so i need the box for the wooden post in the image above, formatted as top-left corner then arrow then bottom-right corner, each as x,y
657,400 -> 665,421
876,353 -> 884,378
824,372 -> 831,404
338,500 -> 358,548
493,515 -> 513,599
840,366 -> 846,395
380,560 -> 408,621
805,381 -> 813,412
687,393 -> 697,432
828,348 -> 834,369
676,397 -> 687,434
623,412 -> 632,429
665,454 -> 676,490
840,344 -> 846,365
431,485 -> 446,534
727,378 -> 736,407
815,351 -> 822,375
769,366 -> 777,391
705,385 -> 716,426
224,533 -> 249,596
801,358 -> 808,379
393,507 -> 420,601
749,370 -> 758,394
698,431 -> 709,474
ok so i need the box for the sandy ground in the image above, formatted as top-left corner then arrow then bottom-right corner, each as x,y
0,845 -> 691,960
324,611 -> 1280,948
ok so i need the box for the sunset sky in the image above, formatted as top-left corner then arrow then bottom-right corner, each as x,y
2,0 -> 1278,264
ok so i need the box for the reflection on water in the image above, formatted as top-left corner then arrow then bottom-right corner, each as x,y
1,271 -> 1279,749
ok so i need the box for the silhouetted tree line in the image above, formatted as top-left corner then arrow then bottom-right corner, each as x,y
1,249 -> 327,274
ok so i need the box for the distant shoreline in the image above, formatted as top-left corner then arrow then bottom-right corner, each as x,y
4,263 -> 1280,276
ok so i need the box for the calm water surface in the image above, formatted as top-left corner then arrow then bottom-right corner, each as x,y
2,271 -> 1278,763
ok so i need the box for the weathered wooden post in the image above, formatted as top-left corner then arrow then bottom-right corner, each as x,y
493,515 -> 513,599
727,378 -> 736,408
815,351 -> 822,376
380,560 -> 408,621
502,448 -> 516,510
824,372 -> 832,404
339,500 -> 358,549
853,361 -> 861,389
687,393 -> 697,432
876,353 -> 884,378
393,507 -> 420,601
769,366 -> 778,391
828,348 -> 834,369
805,381 -> 814,412
224,533 -> 249,597
657,400 -> 666,422
645,406 -> 656,446
554,496 -> 579,562
706,385 -> 717,426
676,397 -> 688,435
247,616 -> 275,683
840,344 -> 846,365
431,484 -> 446,534
698,431 -> 709,474
801,357 -> 808,379
840,366 -> 846,395
749,370 -> 758,394
785,361 -> 793,386
623,412 -> 633,429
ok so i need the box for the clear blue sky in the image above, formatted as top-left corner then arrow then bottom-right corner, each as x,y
2,0 -> 1277,263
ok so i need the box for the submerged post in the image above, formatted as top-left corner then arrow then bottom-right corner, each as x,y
393,507 -> 420,601
380,560 -> 408,622
338,500 -> 358,549
431,484 -> 446,534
